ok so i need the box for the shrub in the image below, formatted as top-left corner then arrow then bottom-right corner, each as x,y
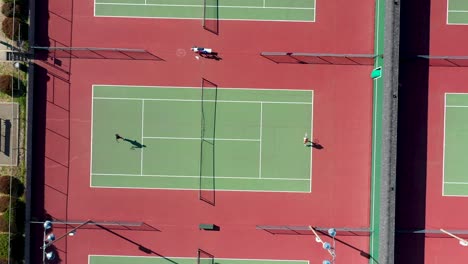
1,17 -> 27,41
0,196 -> 9,213
0,177 -> 10,194
0,217 -> 7,232
2,207 -> 15,234
0,75 -> 12,95
0,176 -> 24,196
0,75 -> 25,96
0,235 -> 8,259
2,0 -> 25,4
0,75 -> 26,96
1,2 -> 22,18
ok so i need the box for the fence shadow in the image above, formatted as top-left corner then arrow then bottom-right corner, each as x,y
395,0 -> 431,262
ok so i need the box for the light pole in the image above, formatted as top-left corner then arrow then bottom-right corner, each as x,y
309,226 -> 337,264
440,229 -> 468,247
41,219 -> 92,263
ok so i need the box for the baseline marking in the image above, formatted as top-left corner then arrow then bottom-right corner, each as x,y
259,102 -> 263,179
443,93 -> 447,195
93,97 -> 312,105
92,173 -> 309,181
95,3 -> 314,10
94,84 -> 315,92
141,100 -> 145,175
143,136 -> 260,141
89,254 -> 310,262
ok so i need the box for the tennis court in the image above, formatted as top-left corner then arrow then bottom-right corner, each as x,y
91,85 -> 313,192
447,0 -> 468,24
94,0 -> 316,21
89,256 -> 309,264
443,93 -> 468,196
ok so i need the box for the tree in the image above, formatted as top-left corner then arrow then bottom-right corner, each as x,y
1,2 -> 22,18
1,17 -> 26,41
0,75 -> 12,95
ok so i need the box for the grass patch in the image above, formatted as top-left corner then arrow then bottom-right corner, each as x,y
0,234 -> 9,259
0,196 -> 9,213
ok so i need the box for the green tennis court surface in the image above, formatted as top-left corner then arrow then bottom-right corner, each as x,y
91,85 -> 313,192
89,256 -> 309,264
94,0 -> 316,22
448,0 -> 468,24
443,93 -> 468,196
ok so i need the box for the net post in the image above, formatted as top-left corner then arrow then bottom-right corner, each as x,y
198,249 -> 214,264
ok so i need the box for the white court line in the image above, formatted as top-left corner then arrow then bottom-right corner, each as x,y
93,14 -> 315,22
445,0 -> 450,25
90,185 -> 311,192
143,136 -> 260,141
446,105 -> 468,107
91,173 -> 309,181
370,77 -> 379,255
442,93 -> 447,195
309,90 -> 314,193
93,97 -> 312,105
95,2 -> 314,10
89,255 -> 310,263
140,100 -> 145,175
445,182 -> 468,184
94,84 -> 314,92
443,194 -> 468,197
313,0 -> 316,22
448,10 -> 468,13
89,87 -> 95,188
259,102 -> 263,179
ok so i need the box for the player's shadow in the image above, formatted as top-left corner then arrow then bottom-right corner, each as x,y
201,52 -> 222,61
306,142 -> 324,150
123,138 -> 147,149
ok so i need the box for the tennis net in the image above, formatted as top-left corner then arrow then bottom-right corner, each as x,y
198,249 -> 214,264
203,0 -> 219,35
199,79 -> 218,205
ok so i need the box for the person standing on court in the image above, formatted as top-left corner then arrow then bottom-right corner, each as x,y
191,46 -> 213,56
115,134 -> 124,142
